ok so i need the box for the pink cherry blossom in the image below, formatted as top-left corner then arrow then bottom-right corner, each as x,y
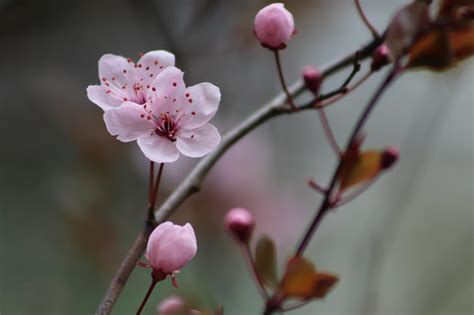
87,50 -> 175,110
102,66 -> 221,163
254,3 -> 295,50
146,222 -> 197,274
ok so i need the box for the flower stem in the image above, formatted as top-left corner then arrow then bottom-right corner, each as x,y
148,163 -> 165,221
136,279 -> 158,315
295,62 -> 401,256
148,161 -> 155,209
355,0 -> 380,39
242,243 -> 269,300
273,50 -> 297,111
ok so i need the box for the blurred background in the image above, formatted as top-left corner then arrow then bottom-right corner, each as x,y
0,0 -> 472,314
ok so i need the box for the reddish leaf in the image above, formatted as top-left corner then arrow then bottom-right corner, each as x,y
338,150 -> 383,191
312,272 -> 339,298
281,257 -> 316,299
407,24 -> 474,69
280,256 -> 339,300
255,236 -> 278,289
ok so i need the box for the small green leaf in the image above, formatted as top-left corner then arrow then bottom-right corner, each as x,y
255,235 -> 278,289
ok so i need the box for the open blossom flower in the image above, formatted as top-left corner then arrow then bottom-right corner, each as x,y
254,3 -> 295,50
101,66 -> 221,163
146,222 -> 197,275
87,50 -> 175,111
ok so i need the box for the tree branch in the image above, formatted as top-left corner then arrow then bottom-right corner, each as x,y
95,37 -> 382,315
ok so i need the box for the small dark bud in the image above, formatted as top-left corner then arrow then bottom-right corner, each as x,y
303,65 -> 323,95
381,146 -> 399,169
371,44 -> 391,72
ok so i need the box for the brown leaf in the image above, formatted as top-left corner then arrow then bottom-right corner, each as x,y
255,236 -> 278,289
281,257 -> 316,299
280,257 -> 339,300
407,24 -> 474,69
338,150 -> 383,191
312,272 -> 339,298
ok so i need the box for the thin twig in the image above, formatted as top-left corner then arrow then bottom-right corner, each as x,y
355,0 -> 380,39
95,37 -> 382,315
295,61 -> 401,257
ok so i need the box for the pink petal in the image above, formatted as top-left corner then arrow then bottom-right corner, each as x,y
86,85 -> 121,111
103,102 -> 154,142
137,135 -> 180,163
176,124 -> 221,158
136,50 -> 175,80
98,54 -> 131,85
133,51 -> 175,90
181,83 -> 220,129
147,66 -> 186,116
147,222 -> 174,263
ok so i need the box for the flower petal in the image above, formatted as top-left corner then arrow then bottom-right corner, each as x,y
176,124 -> 221,158
87,85 -> 121,111
137,50 -> 175,73
103,101 -> 154,142
98,54 -> 131,84
146,221 -> 174,262
134,50 -> 176,88
98,54 -> 137,104
137,135 -> 180,163
181,83 -> 221,129
147,66 -> 186,115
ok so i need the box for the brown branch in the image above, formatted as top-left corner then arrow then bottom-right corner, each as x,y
95,37 -> 382,315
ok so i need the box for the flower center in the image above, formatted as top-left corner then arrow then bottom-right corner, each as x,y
155,113 -> 178,142
132,83 -> 147,105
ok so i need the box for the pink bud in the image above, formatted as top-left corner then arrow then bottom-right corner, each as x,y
146,222 -> 197,275
254,3 -> 295,50
371,45 -> 391,71
224,208 -> 255,243
303,65 -> 323,95
381,146 -> 399,169
157,296 -> 185,315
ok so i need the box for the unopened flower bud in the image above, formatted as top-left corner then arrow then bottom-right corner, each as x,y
146,222 -> 197,276
371,44 -> 391,71
381,146 -> 399,169
303,65 -> 323,95
224,208 -> 255,243
254,3 -> 295,50
157,296 -> 185,315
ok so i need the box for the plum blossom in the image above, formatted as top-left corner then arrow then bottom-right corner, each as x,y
100,66 -> 221,163
254,3 -> 295,50
87,50 -> 175,111
146,222 -> 197,275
